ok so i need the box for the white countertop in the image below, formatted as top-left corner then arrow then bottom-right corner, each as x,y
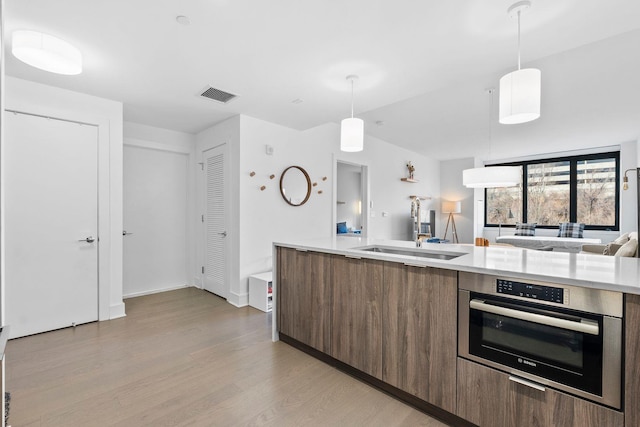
274,236 -> 640,295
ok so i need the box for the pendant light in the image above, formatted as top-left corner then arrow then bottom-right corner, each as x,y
340,75 -> 364,152
12,30 -> 82,75
499,1 -> 541,125
463,89 -> 520,188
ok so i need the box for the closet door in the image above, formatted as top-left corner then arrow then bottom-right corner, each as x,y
203,144 -> 227,298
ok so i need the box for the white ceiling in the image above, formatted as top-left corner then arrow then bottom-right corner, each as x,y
4,0 -> 640,160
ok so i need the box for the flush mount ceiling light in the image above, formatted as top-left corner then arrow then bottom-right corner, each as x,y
12,30 -> 82,75
499,1 -> 541,125
340,75 -> 364,152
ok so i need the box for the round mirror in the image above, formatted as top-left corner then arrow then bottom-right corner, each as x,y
280,166 -> 311,206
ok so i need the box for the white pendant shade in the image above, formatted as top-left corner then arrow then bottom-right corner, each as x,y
12,30 -> 82,75
340,117 -> 364,152
463,166 -> 520,188
499,68 -> 541,124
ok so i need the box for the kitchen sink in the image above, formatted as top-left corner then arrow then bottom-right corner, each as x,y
353,245 -> 465,260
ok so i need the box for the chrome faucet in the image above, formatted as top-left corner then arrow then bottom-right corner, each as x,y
414,197 -> 422,247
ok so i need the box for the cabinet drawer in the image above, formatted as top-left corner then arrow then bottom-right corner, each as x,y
456,358 -> 623,427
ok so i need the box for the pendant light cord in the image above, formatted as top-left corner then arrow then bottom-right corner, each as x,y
350,78 -> 355,119
488,89 -> 494,160
517,10 -> 521,70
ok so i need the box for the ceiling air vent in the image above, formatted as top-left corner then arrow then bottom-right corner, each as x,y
199,86 -> 238,104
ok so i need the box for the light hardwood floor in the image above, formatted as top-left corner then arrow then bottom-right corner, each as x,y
6,287 -> 448,426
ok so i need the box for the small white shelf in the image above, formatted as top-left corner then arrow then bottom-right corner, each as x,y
401,178 -> 419,183
249,271 -> 273,313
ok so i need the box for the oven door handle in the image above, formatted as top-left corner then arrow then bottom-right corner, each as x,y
469,299 -> 600,335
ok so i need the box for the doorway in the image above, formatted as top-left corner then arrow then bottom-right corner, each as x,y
5,112 -> 99,338
333,159 -> 369,237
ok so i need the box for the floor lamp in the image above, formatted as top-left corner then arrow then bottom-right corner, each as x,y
442,201 -> 461,243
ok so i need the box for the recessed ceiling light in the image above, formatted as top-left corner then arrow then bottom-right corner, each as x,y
11,30 -> 82,75
176,15 -> 191,26
375,120 -> 384,126
291,98 -> 303,104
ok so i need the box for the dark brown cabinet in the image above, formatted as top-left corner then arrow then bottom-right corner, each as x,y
382,263 -> 457,412
277,247 -> 332,353
331,255 -> 384,379
456,358 -> 623,427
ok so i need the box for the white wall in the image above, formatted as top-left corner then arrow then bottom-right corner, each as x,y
4,76 -> 125,319
123,122 -> 196,298
439,158 -> 475,243
196,114 -> 440,306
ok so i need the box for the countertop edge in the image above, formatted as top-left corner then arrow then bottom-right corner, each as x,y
273,239 -> 640,295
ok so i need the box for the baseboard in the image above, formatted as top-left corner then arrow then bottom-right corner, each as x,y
123,284 -> 192,299
109,302 -> 127,319
227,291 -> 249,307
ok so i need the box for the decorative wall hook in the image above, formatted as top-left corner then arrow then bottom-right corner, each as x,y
260,185 -> 266,191
313,182 -> 318,187
269,174 -> 275,179
250,171 -> 256,177
322,176 -> 327,181
318,190 -> 323,194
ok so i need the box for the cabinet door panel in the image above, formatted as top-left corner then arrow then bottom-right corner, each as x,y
277,248 -> 332,352
331,256 -> 383,378
383,264 -> 457,412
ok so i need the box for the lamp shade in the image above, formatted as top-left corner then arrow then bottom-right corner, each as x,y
441,200 -> 461,214
340,117 -> 364,152
499,68 -> 540,124
463,166 -> 520,188
12,30 -> 82,75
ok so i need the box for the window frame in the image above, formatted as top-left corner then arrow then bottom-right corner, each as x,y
484,151 -> 620,231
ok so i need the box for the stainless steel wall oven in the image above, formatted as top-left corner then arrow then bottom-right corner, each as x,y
458,272 -> 623,409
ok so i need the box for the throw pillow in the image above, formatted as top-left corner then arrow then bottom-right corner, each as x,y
603,243 -> 623,256
557,222 -> 585,238
514,223 -> 536,236
336,222 -> 348,234
612,233 -> 630,245
614,239 -> 638,257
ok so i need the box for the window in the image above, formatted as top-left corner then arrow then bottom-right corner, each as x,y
485,152 -> 619,230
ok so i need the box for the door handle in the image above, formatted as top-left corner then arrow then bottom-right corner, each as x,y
469,299 -> 599,335
123,230 -> 133,236
78,236 -> 95,243
218,231 -> 227,237
509,376 -> 546,392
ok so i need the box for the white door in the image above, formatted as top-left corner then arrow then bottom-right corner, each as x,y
203,145 -> 227,298
123,145 -> 189,297
5,112 -> 99,338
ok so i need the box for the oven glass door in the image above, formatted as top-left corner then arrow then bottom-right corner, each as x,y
468,293 -> 603,396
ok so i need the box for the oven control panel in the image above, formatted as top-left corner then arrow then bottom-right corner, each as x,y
496,279 -> 566,304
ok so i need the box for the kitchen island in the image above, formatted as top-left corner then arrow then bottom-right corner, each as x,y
272,237 -> 640,427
